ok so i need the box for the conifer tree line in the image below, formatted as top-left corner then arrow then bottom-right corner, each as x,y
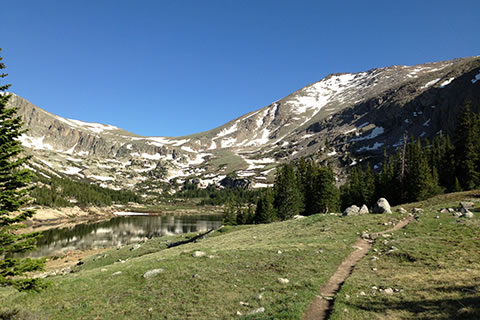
341,104 -> 480,208
224,159 -> 340,225
31,174 -> 142,207
224,104 -> 479,224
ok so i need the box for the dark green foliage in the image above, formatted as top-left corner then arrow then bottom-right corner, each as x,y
404,138 -> 443,202
222,200 -> 237,225
0,49 -> 45,290
341,164 -> 375,210
254,188 -> 277,223
274,163 -> 303,220
31,173 -> 142,207
454,104 -> 480,190
305,164 -> 340,215
342,104 -> 479,209
175,180 -> 260,206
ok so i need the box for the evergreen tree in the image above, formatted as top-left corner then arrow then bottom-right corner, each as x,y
438,135 -> 456,191
309,165 -> 340,214
454,105 -> 480,190
273,163 -> 302,220
222,199 -> 237,225
254,188 -> 276,224
405,138 -> 442,202
0,49 -> 45,291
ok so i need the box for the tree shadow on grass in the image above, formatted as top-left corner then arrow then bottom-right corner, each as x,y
347,284 -> 480,320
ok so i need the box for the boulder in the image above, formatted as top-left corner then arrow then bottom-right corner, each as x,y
343,205 -> 360,216
143,268 -> 164,279
460,202 -> 474,210
373,198 -> 392,214
248,307 -> 265,315
397,207 -> 408,214
412,208 -> 424,214
277,278 -> 289,284
439,208 -> 449,214
463,210 -> 474,219
192,251 -> 206,258
384,288 -> 394,295
359,205 -> 369,215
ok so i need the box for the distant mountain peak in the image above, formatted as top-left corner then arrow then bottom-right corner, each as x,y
10,56 -> 480,196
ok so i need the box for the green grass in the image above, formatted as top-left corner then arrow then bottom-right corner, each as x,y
1,213 -> 398,320
209,149 -> 248,173
329,190 -> 480,320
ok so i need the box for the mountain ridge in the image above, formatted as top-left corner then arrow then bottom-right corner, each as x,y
8,56 -> 480,197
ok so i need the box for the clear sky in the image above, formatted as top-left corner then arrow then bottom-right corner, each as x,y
2,0 -> 479,137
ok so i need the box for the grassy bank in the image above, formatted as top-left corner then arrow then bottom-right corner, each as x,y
330,190 -> 480,320
1,212 -> 398,319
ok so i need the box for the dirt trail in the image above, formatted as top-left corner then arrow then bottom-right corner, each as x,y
304,215 -> 414,320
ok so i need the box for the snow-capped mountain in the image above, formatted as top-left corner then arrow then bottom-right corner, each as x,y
9,56 -> 480,194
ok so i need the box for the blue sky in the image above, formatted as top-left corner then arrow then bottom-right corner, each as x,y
2,0 -> 479,137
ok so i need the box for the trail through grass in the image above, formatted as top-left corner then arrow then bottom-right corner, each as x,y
1,213 -> 397,320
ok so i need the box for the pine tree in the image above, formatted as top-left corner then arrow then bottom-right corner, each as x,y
222,199 -> 237,225
254,188 -> 276,223
0,49 -> 45,291
310,165 -> 340,214
454,104 -> 480,190
273,163 -> 302,220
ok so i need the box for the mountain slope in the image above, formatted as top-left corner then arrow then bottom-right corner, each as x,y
9,56 -> 480,195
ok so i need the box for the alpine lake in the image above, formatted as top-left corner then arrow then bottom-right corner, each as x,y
22,213 -> 223,258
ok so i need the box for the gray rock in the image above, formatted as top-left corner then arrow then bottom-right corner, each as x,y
373,198 -> 392,214
143,268 -> 164,278
453,211 -> 463,217
248,307 -> 265,315
343,205 -> 360,216
448,208 -> 455,213
112,271 -> 122,276
359,205 -> 369,215
412,208 -> 424,214
277,278 -> 289,284
463,210 -> 474,219
361,232 -> 370,239
397,207 -> 408,214
384,288 -> 394,295
460,202 -> 474,210
192,251 -> 206,258
439,208 -> 449,214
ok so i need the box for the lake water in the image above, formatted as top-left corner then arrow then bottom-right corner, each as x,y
24,214 -> 222,258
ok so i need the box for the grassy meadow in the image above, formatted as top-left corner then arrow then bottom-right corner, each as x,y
330,191 -> 480,320
1,212 -> 397,319
1,191 -> 479,319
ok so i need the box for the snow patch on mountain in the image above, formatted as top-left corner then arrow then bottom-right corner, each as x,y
68,119 -> 119,133
351,127 -> 384,141
421,78 -> 440,89
357,142 -> 384,152
216,121 -> 239,138
61,166 -> 83,176
88,175 -> 114,181
472,72 -> 480,84
439,77 -> 455,88
19,135 -> 54,151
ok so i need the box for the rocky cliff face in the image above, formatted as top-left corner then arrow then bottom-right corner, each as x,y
9,56 -> 480,194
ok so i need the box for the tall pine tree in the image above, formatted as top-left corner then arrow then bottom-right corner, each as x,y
0,49 -> 45,291
273,163 -> 303,220
454,104 -> 480,190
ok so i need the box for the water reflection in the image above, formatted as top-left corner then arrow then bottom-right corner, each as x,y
23,215 -> 222,258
